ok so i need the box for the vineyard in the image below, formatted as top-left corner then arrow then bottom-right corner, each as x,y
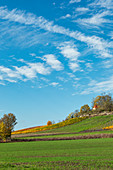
12,116 -> 87,135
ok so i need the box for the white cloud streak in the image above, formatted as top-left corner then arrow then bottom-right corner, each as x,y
81,76 -> 113,94
0,61 -> 51,83
58,42 -> 80,61
85,63 -> 93,69
76,7 -> 89,12
0,66 -> 21,78
58,42 -> 80,72
89,0 -> 113,9
60,14 -> 71,19
0,6 -> 112,59
43,54 -> 63,71
69,62 -> 79,72
76,11 -> 112,27
50,82 -> 59,86
0,53 -> 64,84
69,0 -> 81,4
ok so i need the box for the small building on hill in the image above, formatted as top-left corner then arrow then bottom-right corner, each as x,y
93,105 -> 98,110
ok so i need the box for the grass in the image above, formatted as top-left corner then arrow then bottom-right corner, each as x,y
35,115 -> 113,134
1,138 -> 113,169
12,115 -> 113,138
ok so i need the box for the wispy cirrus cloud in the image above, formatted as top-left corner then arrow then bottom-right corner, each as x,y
0,5 -> 113,92
81,76 -> 113,94
69,0 -> 81,4
57,42 -> 80,72
75,11 -> 112,27
85,62 -> 93,69
76,7 -> 89,12
102,59 -> 113,68
89,0 -> 113,10
109,31 -> 113,39
0,21 -> 53,48
0,6 -> 112,60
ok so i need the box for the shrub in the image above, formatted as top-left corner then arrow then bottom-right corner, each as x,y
47,121 -> 52,126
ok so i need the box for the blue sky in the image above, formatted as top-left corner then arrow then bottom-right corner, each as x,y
0,0 -> 113,130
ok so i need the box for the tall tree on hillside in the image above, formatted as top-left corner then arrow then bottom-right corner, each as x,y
80,104 -> 90,115
92,93 -> 113,112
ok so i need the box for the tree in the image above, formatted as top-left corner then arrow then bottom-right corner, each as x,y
47,121 -> 52,126
1,113 -> 17,139
67,112 -> 75,120
80,104 -> 90,114
92,93 -> 113,112
0,122 -> 8,142
74,110 -> 79,118
66,109 -> 80,119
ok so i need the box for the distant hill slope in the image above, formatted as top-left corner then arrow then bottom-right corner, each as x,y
14,125 -> 44,132
12,114 -> 113,135
41,115 -> 113,134
12,117 -> 87,135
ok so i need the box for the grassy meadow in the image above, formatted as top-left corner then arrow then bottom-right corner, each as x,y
1,115 -> 113,169
0,138 -> 113,169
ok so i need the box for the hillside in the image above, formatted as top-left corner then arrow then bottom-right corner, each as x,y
12,117 -> 87,135
12,115 -> 113,137
33,114 -> 113,134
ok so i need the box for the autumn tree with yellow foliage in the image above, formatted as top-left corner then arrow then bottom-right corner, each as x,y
80,104 -> 90,115
0,113 -> 17,141
92,93 -> 113,112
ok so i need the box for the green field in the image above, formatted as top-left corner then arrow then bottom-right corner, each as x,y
1,138 -> 113,169
12,115 -> 113,139
37,115 -> 113,134
1,115 -> 113,169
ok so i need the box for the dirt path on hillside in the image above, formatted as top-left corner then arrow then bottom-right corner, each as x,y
12,129 -> 107,138
2,133 -> 112,143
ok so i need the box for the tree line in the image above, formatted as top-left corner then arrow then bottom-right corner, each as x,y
67,93 -> 113,119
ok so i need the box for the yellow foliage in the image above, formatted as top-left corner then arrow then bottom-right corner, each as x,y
0,122 -> 8,141
103,125 -> 113,130
80,104 -> 90,113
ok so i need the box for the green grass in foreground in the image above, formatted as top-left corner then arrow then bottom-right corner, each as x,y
0,138 -> 113,169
